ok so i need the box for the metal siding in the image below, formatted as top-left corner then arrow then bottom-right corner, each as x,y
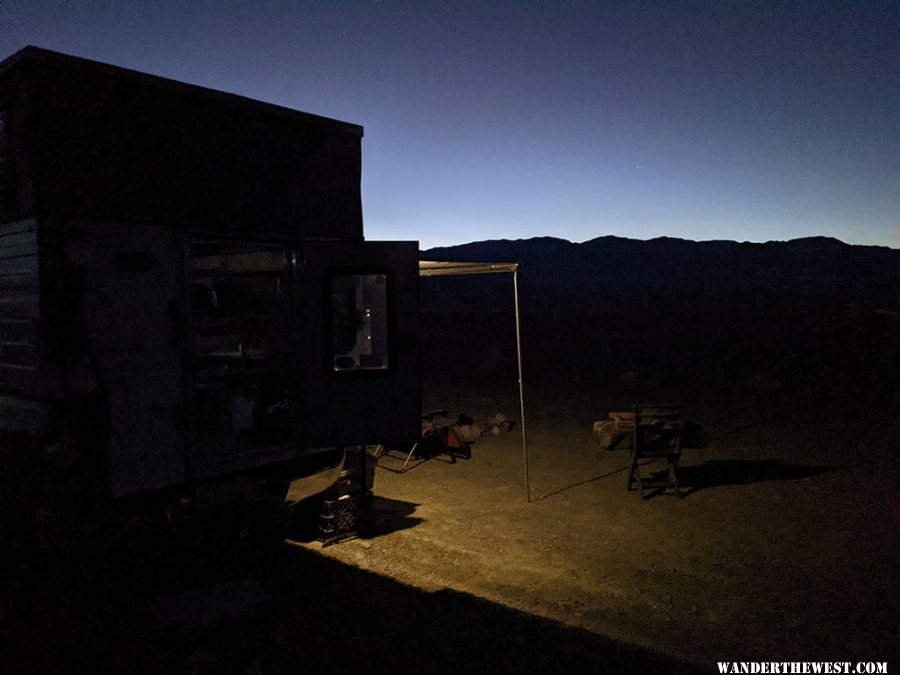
0,219 -> 39,374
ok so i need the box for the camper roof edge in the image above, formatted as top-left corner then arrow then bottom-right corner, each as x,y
0,45 -> 364,138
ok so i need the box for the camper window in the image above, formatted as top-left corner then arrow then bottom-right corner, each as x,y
330,273 -> 389,371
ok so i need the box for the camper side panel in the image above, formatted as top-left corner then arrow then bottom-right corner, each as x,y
77,221 -> 188,496
4,55 -> 363,241
0,219 -> 41,403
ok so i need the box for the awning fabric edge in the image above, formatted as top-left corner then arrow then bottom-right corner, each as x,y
418,260 -> 519,277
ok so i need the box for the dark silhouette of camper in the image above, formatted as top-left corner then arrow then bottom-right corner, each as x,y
0,46 -> 420,512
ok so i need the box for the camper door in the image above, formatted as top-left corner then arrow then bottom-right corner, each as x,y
297,241 -> 420,447
78,222 -> 188,497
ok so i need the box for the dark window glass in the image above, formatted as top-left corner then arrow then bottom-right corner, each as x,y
330,273 -> 389,371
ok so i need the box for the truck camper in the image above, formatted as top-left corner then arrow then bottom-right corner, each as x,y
0,47 -> 420,520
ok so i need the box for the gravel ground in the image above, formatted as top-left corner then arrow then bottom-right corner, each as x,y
297,385 -> 900,670
3,384 -> 898,673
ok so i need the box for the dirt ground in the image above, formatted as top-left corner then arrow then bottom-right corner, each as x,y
3,381 -> 898,673
298,383 -> 900,670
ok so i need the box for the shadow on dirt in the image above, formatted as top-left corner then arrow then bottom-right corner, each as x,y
377,447 -> 470,475
267,545 -> 703,674
367,495 -> 424,536
531,464 -> 630,502
3,526 -> 703,674
672,459 -> 832,497
534,459 -> 833,502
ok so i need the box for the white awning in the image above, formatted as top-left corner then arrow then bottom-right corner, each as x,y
419,260 -> 519,277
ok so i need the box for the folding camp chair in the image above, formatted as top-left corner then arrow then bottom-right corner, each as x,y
626,404 -> 683,498
388,410 -> 470,472
398,410 -> 443,471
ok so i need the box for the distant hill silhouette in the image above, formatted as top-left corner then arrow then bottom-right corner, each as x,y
423,235 -> 900,314
419,236 -> 900,407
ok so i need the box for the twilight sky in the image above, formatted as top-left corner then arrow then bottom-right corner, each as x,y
1,1 -> 897,249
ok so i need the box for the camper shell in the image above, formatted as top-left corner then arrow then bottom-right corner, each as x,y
0,47 -> 420,502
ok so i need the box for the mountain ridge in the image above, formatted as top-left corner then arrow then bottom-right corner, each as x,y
421,234 -> 900,311
417,233 -> 900,402
423,234 -> 899,257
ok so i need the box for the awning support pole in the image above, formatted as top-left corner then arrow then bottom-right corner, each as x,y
513,270 -> 530,502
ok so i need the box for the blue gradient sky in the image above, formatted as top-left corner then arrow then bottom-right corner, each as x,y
1,1 -> 897,249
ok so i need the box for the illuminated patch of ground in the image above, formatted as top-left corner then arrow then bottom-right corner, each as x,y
296,388 -> 900,666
